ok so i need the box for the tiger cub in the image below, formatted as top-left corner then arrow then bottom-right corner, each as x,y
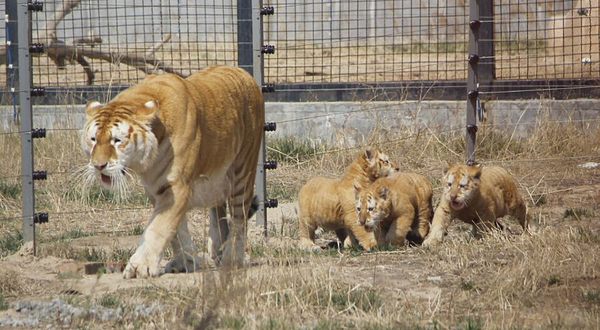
355,172 -> 432,247
298,148 -> 399,251
423,164 -> 530,246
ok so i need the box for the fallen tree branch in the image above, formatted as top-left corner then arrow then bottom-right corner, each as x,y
2,0 -> 184,85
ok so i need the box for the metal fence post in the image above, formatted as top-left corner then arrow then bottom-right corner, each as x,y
466,0 -> 480,165
238,0 -> 272,235
17,0 -> 36,253
251,0 -> 268,235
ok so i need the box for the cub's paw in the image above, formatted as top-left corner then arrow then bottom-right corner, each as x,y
123,249 -> 162,279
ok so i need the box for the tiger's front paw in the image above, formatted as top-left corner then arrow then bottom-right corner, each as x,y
123,248 -> 162,279
422,236 -> 441,248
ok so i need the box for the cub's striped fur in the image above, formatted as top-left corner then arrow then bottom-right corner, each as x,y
298,148 -> 399,251
355,172 -> 432,247
82,66 -> 264,278
423,164 -> 530,246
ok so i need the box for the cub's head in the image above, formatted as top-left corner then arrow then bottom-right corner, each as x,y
442,163 -> 482,210
355,183 -> 391,232
81,100 -> 160,189
358,147 -> 400,180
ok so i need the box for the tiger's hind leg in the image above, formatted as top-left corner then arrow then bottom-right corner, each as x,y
165,217 -> 206,273
220,155 -> 259,268
208,203 -> 229,264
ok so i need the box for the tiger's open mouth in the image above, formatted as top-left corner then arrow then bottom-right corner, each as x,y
100,173 -> 112,185
450,200 -> 463,210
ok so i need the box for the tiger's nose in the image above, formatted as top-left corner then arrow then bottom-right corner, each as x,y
94,163 -> 107,171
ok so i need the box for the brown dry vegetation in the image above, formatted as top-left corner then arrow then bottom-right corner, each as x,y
0,107 -> 598,329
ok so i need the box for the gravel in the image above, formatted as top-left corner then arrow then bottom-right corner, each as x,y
0,298 -> 160,328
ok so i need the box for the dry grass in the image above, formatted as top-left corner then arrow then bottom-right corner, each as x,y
0,107 -> 599,329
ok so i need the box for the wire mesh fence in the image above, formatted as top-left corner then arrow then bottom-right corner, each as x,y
493,0 -> 600,79
3,0 -> 239,88
263,0 -> 469,83
0,0 -> 597,90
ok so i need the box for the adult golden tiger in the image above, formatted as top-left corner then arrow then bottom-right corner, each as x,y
422,164 -> 530,246
355,172 -> 432,247
298,148 -> 399,251
81,66 -> 264,278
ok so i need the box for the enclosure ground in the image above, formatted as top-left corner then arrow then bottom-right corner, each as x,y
0,122 -> 599,329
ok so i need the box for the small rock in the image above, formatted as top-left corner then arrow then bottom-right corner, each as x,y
579,162 -> 599,169
56,262 -> 82,275
427,276 -> 442,283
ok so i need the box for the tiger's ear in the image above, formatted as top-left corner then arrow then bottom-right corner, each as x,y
353,184 -> 362,199
135,100 -> 160,125
442,162 -> 451,175
473,163 -> 483,179
377,185 -> 388,199
85,101 -> 103,119
364,147 -> 376,162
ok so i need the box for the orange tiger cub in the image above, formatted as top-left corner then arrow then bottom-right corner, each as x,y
82,66 -> 264,278
298,148 -> 399,251
423,164 -> 530,246
355,172 -> 432,247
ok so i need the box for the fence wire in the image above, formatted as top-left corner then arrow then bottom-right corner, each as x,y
264,0 -> 468,83
0,0 -> 597,89
8,0 -> 239,87
493,0 -> 600,79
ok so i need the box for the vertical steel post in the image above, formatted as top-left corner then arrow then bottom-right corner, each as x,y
17,0 -> 36,253
252,0 -> 268,235
466,0 -> 480,165
237,0 -> 267,234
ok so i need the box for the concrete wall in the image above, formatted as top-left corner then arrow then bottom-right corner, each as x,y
2,99 -> 598,145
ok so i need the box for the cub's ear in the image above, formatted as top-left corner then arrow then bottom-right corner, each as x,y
364,147 -> 376,162
473,163 -> 483,179
135,100 -> 160,125
442,162 -> 451,175
85,101 -> 103,119
377,185 -> 388,199
353,184 -> 362,199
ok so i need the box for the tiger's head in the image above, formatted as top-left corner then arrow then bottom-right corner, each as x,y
358,147 -> 400,181
355,183 -> 391,232
81,100 -> 160,189
442,163 -> 482,210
